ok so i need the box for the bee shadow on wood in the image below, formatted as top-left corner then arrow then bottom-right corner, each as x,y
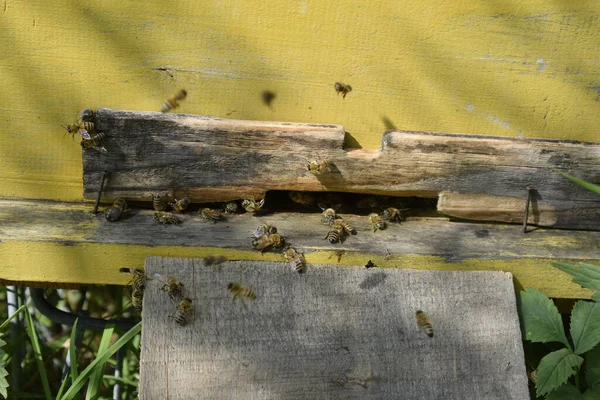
358,272 -> 388,290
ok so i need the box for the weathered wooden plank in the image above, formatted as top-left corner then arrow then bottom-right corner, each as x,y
140,257 -> 529,399
82,109 -> 600,230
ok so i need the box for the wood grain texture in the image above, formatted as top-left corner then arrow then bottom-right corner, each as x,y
140,257 -> 529,399
82,108 -> 600,230
3,2 -> 600,202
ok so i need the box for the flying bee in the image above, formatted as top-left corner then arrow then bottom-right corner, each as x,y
227,282 -> 256,301
283,246 -> 306,274
415,310 -> 434,337
380,207 -> 409,222
161,89 -> 187,113
252,233 -> 285,252
131,288 -> 144,312
334,82 -> 352,98
199,208 -> 222,223
261,90 -> 276,107
153,211 -> 180,225
307,159 -> 330,176
105,197 -> 127,222
289,191 -> 315,207
319,203 -> 341,225
365,260 -> 376,269
174,298 -> 193,326
204,255 -> 228,265
170,197 -> 190,212
324,222 -> 346,244
337,218 -> 357,235
155,275 -> 184,300
252,224 -> 277,238
224,201 -> 239,214
152,194 -> 169,211
80,132 -> 108,153
369,213 -> 386,232
241,198 -> 265,213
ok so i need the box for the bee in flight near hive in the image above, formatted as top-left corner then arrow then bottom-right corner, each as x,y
337,218 -> 357,235
415,310 -> 434,337
153,211 -> 180,225
155,275 -> 184,300
161,89 -> 187,113
227,282 -> 256,302
174,298 -> 193,326
319,203 -> 341,225
252,224 -> 277,238
170,197 -> 190,212
242,198 -> 265,213
105,198 -> 127,222
199,208 -> 222,223
152,194 -> 169,211
204,255 -> 228,266
80,132 -> 108,153
334,82 -> 352,98
289,191 -> 315,207
252,233 -> 285,253
224,201 -> 240,214
307,159 -> 331,176
380,207 -> 409,223
283,246 -> 306,274
324,222 -> 346,244
369,213 -> 386,232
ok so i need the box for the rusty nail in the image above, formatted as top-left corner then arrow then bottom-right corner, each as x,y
523,185 -> 534,233
92,171 -> 108,214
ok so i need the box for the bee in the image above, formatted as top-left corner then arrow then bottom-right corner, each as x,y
261,90 -> 276,107
204,255 -> 228,265
156,276 -> 184,300
174,298 -> 193,326
324,222 -> 346,244
105,198 -> 127,222
252,224 -> 277,238
252,233 -> 285,252
289,191 -> 315,207
161,89 -> 187,113
131,288 -> 144,312
319,203 -> 341,225
152,194 -> 169,211
153,211 -> 180,225
224,201 -> 239,214
334,82 -> 352,98
227,282 -> 256,301
198,208 -> 222,223
128,267 -> 151,292
380,207 -> 409,222
337,219 -> 357,235
307,159 -> 330,176
242,198 -> 265,213
80,132 -> 108,153
283,246 -> 306,273
365,260 -> 376,269
369,213 -> 386,232
415,310 -> 434,337
63,118 -> 95,139
170,197 -> 190,212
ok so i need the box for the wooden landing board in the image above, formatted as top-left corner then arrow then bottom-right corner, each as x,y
82,108 -> 600,230
140,257 -> 529,400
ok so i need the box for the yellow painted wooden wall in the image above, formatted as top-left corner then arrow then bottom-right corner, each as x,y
1,1 -> 599,295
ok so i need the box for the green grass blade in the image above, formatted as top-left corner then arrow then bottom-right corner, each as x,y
55,375 -> 69,400
551,168 -> 600,195
85,324 -> 114,400
69,319 -> 79,386
23,308 -> 53,400
0,305 -> 27,331
102,375 -> 138,387
59,322 -> 141,400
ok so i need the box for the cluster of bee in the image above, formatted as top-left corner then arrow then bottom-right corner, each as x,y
63,113 -> 108,153
320,204 -> 357,244
154,274 -> 194,326
252,223 -> 285,253
128,267 -> 151,312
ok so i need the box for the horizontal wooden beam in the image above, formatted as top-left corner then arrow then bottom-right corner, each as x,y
0,199 -> 597,298
82,109 -> 600,230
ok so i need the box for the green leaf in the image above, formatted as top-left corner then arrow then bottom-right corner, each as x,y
546,384 -> 582,400
552,263 -> 600,300
23,308 -> 53,400
551,169 -> 600,195
0,333 -> 8,400
60,322 -> 141,400
70,319 -> 79,385
85,324 -> 115,400
585,345 -> 600,388
536,348 -> 584,397
583,387 -> 600,400
571,301 -> 600,355
519,287 -> 570,348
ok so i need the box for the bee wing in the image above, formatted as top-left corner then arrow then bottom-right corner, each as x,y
93,146 -> 108,153
78,128 -> 92,140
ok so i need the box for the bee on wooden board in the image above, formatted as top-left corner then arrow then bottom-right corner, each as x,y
204,255 -> 228,266
415,310 -> 434,337
337,218 -> 357,235
320,203 -> 341,225
155,274 -> 184,300
369,213 -> 386,232
324,222 -> 346,244
252,233 -> 285,253
174,298 -> 193,326
131,288 -> 144,312
199,208 -> 222,223
161,89 -> 187,113
170,197 -> 190,212
288,191 -> 315,207
242,198 -> 265,213
224,201 -> 240,214
307,159 -> 330,176
62,115 -> 95,139
334,82 -> 352,98
228,282 -> 256,302
283,246 -> 306,274
105,198 -> 127,222
380,207 -> 409,222
80,132 -> 108,153
252,223 -> 277,238
128,267 -> 151,292
152,194 -> 169,211
153,211 -> 180,225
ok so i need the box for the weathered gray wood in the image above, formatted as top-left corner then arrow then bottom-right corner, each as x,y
1,199 -> 598,261
82,108 -> 600,230
140,257 -> 529,400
